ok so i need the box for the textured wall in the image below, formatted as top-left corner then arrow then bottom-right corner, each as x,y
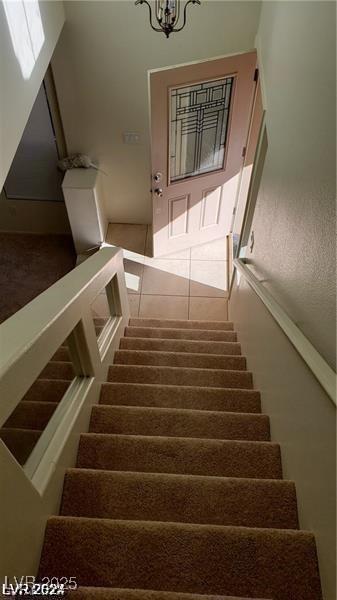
229,277 -> 336,600
249,1 -> 336,368
51,1 -> 261,224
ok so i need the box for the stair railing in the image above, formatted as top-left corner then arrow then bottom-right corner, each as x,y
233,257 -> 336,406
0,246 -> 129,492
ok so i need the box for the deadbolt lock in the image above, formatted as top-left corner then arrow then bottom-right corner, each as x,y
153,172 -> 162,183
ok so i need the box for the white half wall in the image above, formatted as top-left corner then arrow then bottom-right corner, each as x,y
229,275 -> 336,600
51,0 -> 261,225
0,0 -> 65,190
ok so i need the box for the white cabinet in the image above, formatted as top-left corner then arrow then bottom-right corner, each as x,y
62,168 -> 108,254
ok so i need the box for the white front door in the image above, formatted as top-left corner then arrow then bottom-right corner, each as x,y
150,51 -> 257,257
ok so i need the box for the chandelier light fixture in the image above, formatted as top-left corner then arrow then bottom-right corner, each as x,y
135,0 -> 201,38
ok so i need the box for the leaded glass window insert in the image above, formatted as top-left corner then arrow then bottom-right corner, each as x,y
169,76 -> 234,182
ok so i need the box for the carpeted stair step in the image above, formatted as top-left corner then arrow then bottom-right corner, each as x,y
125,327 -> 237,342
119,337 -> 241,355
61,469 -> 298,529
129,318 -> 234,331
0,428 -> 42,464
89,405 -> 269,441
40,361 -> 74,381
65,586 -> 270,600
23,379 -> 70,403
77,434 -> 282,479
3,401 -> 57,430
34,315 -> 322,598
108,365 -> 253,389
94,318 -> 109,327
100,383 -> 261,413
114,350 -> 246,371
39,517 -> 322,600
67,587 -> 268,600
53,346 -> 71,361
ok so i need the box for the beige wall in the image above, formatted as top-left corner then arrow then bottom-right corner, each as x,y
229,277 -> 336,600
51,0 -> 261,225
0,189 -> 70,234
229,2 -> 336,597
0,0 -> 65,190
250,1 -> 336,368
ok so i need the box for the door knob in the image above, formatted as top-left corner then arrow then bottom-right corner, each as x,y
154,188 -> 163,197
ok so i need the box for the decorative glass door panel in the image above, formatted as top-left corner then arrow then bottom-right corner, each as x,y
150,52 -> 257,257
170,77 -> 234,182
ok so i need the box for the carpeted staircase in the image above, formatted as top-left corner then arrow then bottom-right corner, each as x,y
0,362 -> 74,465
8,318 -> 324,598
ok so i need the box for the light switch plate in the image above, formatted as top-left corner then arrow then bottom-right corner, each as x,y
123,132 -> 141,144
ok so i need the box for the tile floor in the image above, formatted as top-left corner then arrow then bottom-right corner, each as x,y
105,224 -> 229,321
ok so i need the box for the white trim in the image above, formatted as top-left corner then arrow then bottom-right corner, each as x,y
148,48 -> 257,74
254,34 -> 268,111
24,376 -> 93,483
0,246 -> 130,492
0,247 -> 129,425
233,258 -> 336,406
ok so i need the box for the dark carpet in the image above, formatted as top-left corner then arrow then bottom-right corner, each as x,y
0,232 -> 75,323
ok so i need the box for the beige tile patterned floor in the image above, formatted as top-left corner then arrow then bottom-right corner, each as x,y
106,224 -> 229,321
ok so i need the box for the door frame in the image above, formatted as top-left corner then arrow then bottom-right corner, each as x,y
3,64 -> 67,204
228,117 -> 268,294
43,64 -> 67,160
230,77 -> 263,237
239,118 -> 268,254
226,74 -> 265,287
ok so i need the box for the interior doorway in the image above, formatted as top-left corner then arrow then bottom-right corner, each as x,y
4,67 -> 66,203
226,75 -> 265,285
231,76 -> 264,258
149,51 -> 258,258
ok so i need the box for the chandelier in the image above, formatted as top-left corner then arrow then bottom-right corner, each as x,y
135,0 -> 201,38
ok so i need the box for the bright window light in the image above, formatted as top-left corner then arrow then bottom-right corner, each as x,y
23,0 -> 44,59
3,0 -> 44,80
125,272 -> 141,293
